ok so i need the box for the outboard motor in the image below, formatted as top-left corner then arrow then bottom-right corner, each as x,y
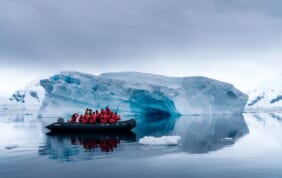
57,117 -> 65,123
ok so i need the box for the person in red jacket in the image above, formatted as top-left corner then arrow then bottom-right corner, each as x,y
83,108 -> 93,123
89,111 -> 96,124
100,114 -> 108,124
105,113 -> 111,124
82,116 -> 87,123
95,110 -> 101,123
84,108 -> 90,116
114,112 -> 121,122
79,114 -> 84,123
82,108 -> 88,123
105,106 -> 112,114
70,113 -> 79,123
100,109 -> 105,115
109,113 -> 116,124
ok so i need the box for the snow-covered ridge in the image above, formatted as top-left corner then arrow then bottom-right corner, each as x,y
246,73 -> 282,112
0,80 -> 45,112
38,71 -> 247,117
9,80 -> 45,105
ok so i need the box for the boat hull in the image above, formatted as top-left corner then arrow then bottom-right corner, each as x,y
46,119 -> 136,132
46,130 -> 137,141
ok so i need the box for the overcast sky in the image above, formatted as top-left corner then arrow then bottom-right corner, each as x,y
1,0 -> 282,96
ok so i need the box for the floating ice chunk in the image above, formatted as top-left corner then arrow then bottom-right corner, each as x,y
222,137 -> 233,141
139,135 -> 181,145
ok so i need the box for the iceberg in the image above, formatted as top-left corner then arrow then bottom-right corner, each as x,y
38,71 -> 247,117
139,136 -> 181,145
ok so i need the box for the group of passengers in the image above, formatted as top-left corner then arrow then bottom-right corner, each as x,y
70,106 -> 121,124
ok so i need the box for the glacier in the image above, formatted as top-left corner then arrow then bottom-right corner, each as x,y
38,71 -> 247,117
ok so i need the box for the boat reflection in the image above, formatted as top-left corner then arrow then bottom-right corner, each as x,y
70,136 -> 120,153
38,131 -> 136,161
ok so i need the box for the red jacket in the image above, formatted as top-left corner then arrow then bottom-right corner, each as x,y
70,113 -> 78,123
89,114 -> 96,124
79,115 -> 84,123
100,115 -> 107,124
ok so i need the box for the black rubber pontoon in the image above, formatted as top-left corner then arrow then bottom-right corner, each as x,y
46,119 -> 136,132
46,130 -> 137,141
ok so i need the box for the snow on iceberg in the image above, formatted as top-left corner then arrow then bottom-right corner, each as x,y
38,71 -> 248,117
139,136 -> 181,145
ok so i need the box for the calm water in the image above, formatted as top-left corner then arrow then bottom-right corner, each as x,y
0,112 -> 282,178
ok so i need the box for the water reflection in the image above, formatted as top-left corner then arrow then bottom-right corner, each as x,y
3,112 -> 282,178
244,113 -> 282,146
0,113 -> 44,155
38,131 -> 136,161
173,115 -> 249,153
0,113 -> 251,161
134,115 -> 177,138
129,114 -> 250,154
0,112 -> 38,123
269,113 -> 282,121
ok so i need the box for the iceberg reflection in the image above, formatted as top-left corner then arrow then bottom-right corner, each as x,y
135,116 -> 177,138
173,115 -> 249,153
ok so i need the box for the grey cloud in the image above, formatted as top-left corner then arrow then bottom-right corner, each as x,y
0,0 -> 282,68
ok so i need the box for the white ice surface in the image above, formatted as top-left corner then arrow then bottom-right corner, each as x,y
139,136 -> 181,145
